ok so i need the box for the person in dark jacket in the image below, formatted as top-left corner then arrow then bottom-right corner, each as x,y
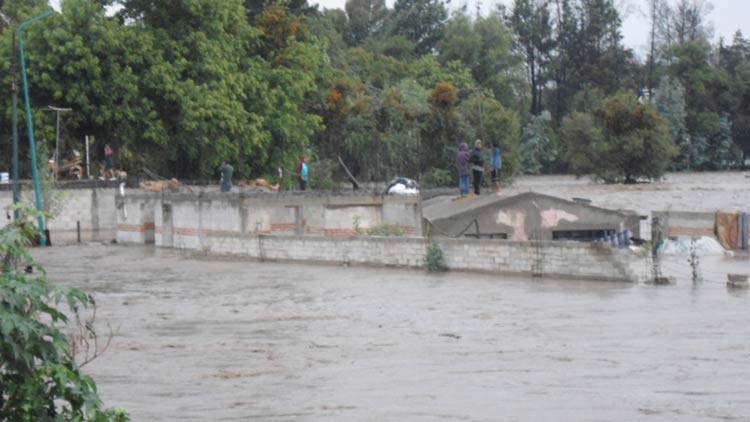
456,143 -> 471,195
220,160 -> 233,192
469,139 -> 485,195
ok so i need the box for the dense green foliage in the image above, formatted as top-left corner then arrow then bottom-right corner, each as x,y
562,93 -> 676,183
424,240 -> 446,272
1,0 -> 748,186
0,205 -> 128,421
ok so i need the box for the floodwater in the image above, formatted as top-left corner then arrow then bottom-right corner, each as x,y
37,244 -> 750,422
504,171 -> 749,216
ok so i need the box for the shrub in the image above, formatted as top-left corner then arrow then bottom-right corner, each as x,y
421,167 -> 453,187
0,205 -> 128,421
425,240 -> 446,272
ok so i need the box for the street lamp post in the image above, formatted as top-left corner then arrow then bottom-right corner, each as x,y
18,11 -> 53,245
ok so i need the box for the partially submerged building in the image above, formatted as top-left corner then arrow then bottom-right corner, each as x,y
423,192 -> 641,242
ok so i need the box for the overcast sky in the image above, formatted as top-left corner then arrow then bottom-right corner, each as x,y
311,0 -> 750,58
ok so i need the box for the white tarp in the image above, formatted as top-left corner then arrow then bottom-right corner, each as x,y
658,236 -> 727,256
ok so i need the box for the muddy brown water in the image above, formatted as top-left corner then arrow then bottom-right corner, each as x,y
35,244 -> 750,422
503,171 -> 749,215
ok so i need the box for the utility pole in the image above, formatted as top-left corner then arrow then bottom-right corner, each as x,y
46,105 -> 72,178
18,11 -> 53,245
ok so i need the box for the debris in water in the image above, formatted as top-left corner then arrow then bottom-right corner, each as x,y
439,333 -> 461,340
727,274 -> 749,289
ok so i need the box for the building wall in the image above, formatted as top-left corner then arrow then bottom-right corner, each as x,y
653,211 -> 716,238
1,188 -> 119,243
117,191 -> 423,245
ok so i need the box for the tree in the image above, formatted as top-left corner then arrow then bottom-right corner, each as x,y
422,82 -> 463,178
670,0 -> 713,46
1,206 -> 128,421
388,0 -> 448,55
644,0 -> 669,97
344,0 -> 387,45
112,0 -> 327,178
519,111 -> 558,174
668,39 -> 738,169
563,92 -> 676,183
652,76 -> 691,170
509,0 -> 554,116
561,111 -> 602,175
439,10 -> 524,108
438,11 -> 481,68
720,32 -> 750,162
570,0 -> 634,95
704,115 -> 739,169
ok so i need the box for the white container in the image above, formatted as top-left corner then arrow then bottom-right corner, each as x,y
0,172 -> 9,184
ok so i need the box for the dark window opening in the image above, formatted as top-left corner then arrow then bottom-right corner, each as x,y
464,233 -> 508,240
553,229 -> 615,242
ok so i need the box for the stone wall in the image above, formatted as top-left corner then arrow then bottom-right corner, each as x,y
1,188 -> 118,243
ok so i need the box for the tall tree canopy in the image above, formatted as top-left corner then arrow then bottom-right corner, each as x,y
0,0 -> 746,185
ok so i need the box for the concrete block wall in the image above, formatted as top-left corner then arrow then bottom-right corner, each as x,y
120,191 -> 423,245
436,238 -> 633,281
116,195 -> 157,244
1,188 -> 118,242
157,231 -> 634,282
115,191 -> 635,281
653,211 -> 716,238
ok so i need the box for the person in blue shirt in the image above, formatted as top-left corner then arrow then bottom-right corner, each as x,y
456,143 -> 471,196
491,140 -> 502,193
297,155 -> 309,191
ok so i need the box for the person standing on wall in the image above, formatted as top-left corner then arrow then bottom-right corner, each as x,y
220,160 -> 233,192
469,139 -> 485,195
104,144 -> 114,180
456,143 -> 471,196
490,140 -> 502,194
297,154 -> 308,191
96,141 -> 106,179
